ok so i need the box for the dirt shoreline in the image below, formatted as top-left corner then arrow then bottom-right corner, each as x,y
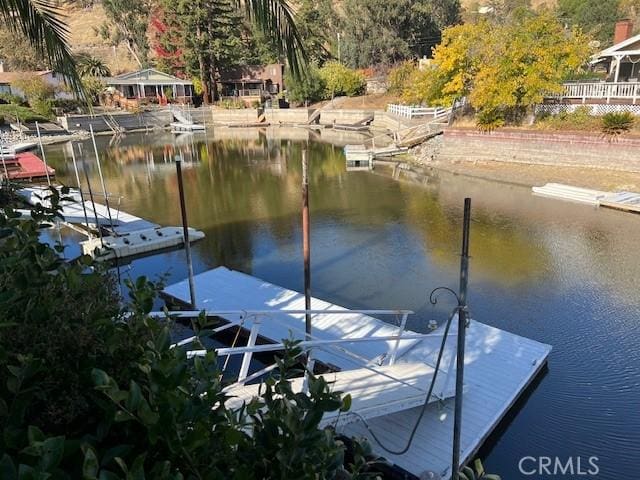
418,158 -> 640,191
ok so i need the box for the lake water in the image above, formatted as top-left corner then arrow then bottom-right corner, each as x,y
43,129 -> 639,479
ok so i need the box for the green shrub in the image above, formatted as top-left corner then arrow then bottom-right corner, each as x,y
53,98 -> 83,113
601,111 -> 636,138
388,61 -> 416,95
286,65 -> 326,105
31,98 -> 54,118
0,104 -> 49,123
0,186 -> 379,479
82,76 -> 106,106
535,106 -> 600,131
319,62 -> 366,98
0,93 -> 25,105
476,109 -> 505,132
218,98 -> 246,109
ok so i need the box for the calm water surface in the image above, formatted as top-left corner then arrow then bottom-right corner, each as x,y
44,129 -> 639,479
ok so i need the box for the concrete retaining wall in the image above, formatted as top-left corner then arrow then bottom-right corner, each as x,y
264,108 -> 313,124
59,111 -> 172,132
318,109 -> 378,125
437,128 -> 640,172
210,108 -> 260,124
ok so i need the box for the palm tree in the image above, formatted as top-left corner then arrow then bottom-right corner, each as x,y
242,0 -> 306,78
0,0 -> 305,101
0,0 -> 83,96
75,53 -> 111,77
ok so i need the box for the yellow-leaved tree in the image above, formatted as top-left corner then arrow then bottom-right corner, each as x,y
402,11 -> 592,128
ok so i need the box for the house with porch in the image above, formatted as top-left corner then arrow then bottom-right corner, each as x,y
554,20 -> 640,108
103,69 -> 194,108
219,64 -> 284,105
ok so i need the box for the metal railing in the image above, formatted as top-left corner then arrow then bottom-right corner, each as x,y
387,104 -> 452,120
557,82 -> 640,104
153,309 -> 447,389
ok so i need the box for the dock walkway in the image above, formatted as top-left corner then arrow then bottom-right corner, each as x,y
163,267 -> 551,479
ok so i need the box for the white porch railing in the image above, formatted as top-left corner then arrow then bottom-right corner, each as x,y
387,104 -> 451,120
557,82 -> 640,104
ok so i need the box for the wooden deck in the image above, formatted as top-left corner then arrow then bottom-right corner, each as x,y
163,267 -> 552,479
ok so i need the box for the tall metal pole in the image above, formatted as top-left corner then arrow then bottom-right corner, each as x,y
452,197 -> 471,480
175,156 -> 196,308
302,150 -> 312,339
80,143 -> 104,247
69,143 -> 92,238
35,121 -> 51,186
89,124 -> 116,234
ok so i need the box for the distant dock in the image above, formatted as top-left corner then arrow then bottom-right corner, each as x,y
533,183 -> 640,213
19,185 -> 205,261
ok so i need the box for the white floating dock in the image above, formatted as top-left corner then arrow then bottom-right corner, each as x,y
163,267 -> 551,479
20,186 -> 205,260
532,183 -> 607,205
80,226 -> 205,260
533,183 -> 640,214
19,186 -> 159,235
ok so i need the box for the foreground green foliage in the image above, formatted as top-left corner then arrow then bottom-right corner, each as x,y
0,187 -> 380,479
0,0 -> 83,96
459,459 -> 501,480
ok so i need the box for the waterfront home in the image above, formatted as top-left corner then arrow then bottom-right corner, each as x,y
554,20 -> 640,106
0,62 -> 73,100
103,68 -> 194,108
219,63 -> 284,104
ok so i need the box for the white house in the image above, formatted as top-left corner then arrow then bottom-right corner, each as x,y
552,20 -> 640,106
0,63 -> 73,99
103,68 -> 194,107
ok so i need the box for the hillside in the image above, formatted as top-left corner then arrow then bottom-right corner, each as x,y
64,3 -> 138,74
62,0 -> 560,76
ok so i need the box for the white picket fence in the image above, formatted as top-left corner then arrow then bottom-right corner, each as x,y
387,104 -> 451,120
